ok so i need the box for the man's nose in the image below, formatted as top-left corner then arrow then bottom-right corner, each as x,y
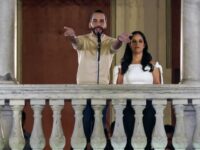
96,21 -> 102,26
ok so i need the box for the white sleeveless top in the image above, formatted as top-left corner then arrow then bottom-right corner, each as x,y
113,62 -> 163,84
123,64 -> 153,84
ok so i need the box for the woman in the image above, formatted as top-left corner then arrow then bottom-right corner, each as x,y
113,31 -> 163,150
115,31 -> 161,84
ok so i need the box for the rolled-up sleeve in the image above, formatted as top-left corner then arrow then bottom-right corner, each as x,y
72,35 -> 84,50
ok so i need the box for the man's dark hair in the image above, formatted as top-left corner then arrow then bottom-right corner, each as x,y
94,9 -> 104,14
90,9 -> 107,21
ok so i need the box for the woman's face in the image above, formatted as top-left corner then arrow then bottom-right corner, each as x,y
130,34 -> 145,54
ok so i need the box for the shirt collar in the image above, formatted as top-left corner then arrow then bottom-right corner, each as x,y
89,32 -> 106,42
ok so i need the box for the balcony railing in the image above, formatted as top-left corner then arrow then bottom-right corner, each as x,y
0,84 -> 200,150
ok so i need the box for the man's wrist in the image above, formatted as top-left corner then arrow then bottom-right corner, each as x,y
117,35 -> 122,43
117,36 -> 121,42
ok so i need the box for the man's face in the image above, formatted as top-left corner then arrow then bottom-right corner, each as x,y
89,13 -> 107,35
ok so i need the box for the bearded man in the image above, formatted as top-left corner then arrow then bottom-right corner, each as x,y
64,9 -> 130,149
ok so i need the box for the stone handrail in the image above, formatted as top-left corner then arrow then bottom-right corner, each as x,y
1,84 -> 200,99
0,84 -> 200,150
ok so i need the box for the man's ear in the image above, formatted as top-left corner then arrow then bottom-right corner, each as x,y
89,22 -> 92,29
103,22 -> 107,29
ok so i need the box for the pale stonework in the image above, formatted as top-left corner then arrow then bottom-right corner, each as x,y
0,0 -> 15,81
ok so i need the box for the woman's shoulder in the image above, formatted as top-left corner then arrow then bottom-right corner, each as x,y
150,61 -> 162,68
150,60 -> 164,84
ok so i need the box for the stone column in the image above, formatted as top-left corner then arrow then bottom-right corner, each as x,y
181,0 -> 200,84
90,99 -> 106,150
0,0 -> 15,83
0,0 -> 18,149
181,1 -> 200,149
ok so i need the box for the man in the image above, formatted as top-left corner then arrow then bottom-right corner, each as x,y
64,9 -> 130,84
64,9 -> 130,149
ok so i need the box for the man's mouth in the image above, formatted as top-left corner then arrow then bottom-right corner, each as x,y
93,26 -> 104,35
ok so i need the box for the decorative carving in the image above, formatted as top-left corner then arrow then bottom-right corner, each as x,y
22,0 -> 110,6
0,103 -> 12,149
9,105 -> 25,150
132,105 -> 146,149
71,105 -> 86,149
30,105 -> 45,149
111,103 -> 126,149
173,105 -> 187,149
0,106 -> 5,150
91,105 -> 106,149
49,105 -> 66,149
193,105 -> 200,149
0,73 -> 13,81
152,105 -> 167,149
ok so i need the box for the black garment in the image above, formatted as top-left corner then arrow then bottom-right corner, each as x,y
123,100 -> 135,150
83,100 -> 95,143
23,130 -> 32,150
122,100 -> 155,150
82,99 -> 112,150
143,100 -> 156,150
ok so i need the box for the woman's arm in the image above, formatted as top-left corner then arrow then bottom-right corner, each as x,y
116,68 -> 123,84
151,61 -> 162,84
152,67 -> 161,84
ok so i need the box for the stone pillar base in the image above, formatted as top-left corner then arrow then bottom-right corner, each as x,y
180,79 -> 200,85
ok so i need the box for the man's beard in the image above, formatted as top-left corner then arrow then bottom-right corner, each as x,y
92,26 -> 104,36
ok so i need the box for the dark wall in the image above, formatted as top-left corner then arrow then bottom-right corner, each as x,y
171,0 -> 181,83
21,1 -> 111,150
22,0 -> 111,84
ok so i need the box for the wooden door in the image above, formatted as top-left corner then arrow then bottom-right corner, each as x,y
171,0 -> 181,83
22,0 -> 111,84
21,0 -> 111,149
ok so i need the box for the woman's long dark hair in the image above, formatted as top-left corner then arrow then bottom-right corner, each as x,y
121,31 -> 154,75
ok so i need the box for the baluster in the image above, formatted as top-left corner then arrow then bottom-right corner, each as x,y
173,100 -> 187,149
49,100 -> 65,150
91,99 -> 106,150
1,100 -> 12,149
9,100 -> 25,150
0,100 -> 5,150
30,100 -> 45,150
152,100 -> 167,149
184,101 -> 196,149
111,99 -> 126,150
192,100 -> 200,149
132,100 -> 146,150
71,99 -> 86,150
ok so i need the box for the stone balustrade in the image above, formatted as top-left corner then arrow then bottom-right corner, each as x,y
0,84 -> 200,150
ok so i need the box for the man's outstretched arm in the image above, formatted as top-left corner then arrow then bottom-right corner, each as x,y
64,26 -> 78,45
112,33 -> 131,50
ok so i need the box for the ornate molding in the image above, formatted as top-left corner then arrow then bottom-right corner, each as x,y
193,105 -> 200,149
30,105 -> 45,149
132,105 -> 146,149
71,105 -> 86,149
2,84 -> 200,99
22,0 -> 110,6
9,106 -> 25,150
49,105 -> 66,149
172,104 -> 187,149
91,105 -> 106,149
111,103 -> 126,149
